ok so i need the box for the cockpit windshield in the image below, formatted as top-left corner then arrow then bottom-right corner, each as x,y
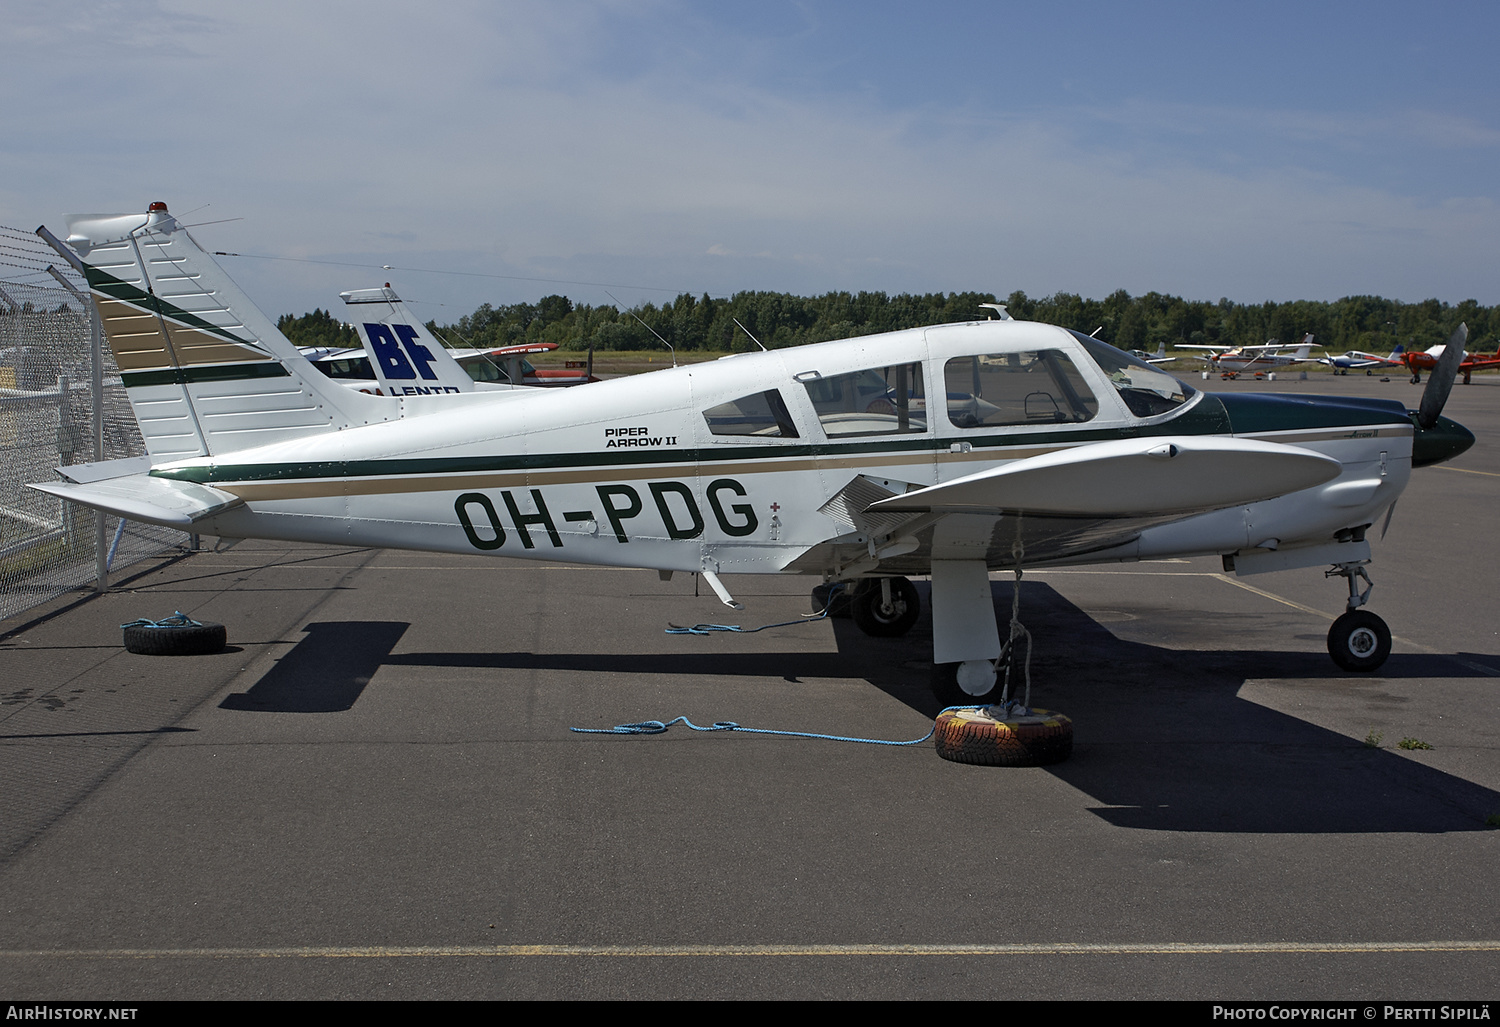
1069,331 -> 1196,418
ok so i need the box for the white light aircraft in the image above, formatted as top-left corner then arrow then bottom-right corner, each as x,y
32,205 -> 1476,706
1178,333 -> 1318,376
1315,345 -> 1405,376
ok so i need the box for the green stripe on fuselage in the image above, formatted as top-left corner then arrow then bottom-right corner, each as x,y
153,396 -> 1237,486
122,362 -> 291,388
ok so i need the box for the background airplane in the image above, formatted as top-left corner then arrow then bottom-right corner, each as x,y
1315,345 -> 1404,375
1398,340 -> 1500,384
303,288 -> 598,394
1127,344 -> 1176,365
1176,333 -> 1317,377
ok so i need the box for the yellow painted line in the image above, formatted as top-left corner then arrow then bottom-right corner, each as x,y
1208,574 -> 1500,676
2,941 -> 1497,959
1436,465 -> 1500,477
1211,573 -> 1335,621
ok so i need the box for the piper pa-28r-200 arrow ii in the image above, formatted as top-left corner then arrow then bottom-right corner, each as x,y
32,204 -> 1477,708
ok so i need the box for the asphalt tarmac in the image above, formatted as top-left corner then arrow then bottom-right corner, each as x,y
0,373 -> 1496,1000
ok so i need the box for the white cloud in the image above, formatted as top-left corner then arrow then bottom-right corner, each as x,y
3,0 -> 1497,317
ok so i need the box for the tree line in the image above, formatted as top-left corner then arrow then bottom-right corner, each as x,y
278,289 -> 1498,356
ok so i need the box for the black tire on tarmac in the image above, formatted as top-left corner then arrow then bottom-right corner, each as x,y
1327,609 -> 1391,672
122,621 -> 227,656
933,707 -> 1073,767
849,577 -> 919,637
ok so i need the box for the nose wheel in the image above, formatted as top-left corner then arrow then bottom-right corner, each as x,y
1325,559 -> 1390,672
1328,610 -> 1391,672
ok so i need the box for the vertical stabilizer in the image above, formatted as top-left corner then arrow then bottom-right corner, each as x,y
341,285 -> 477,396
62,203 -> 391,463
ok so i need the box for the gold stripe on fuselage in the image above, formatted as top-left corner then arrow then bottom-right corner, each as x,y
207,422 -> 1402,503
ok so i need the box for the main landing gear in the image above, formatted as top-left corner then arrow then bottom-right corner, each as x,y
827,564 -> 1074,766
1326,560 -> 1391,672
814,577 -> 921,635
849,577 -> 920,637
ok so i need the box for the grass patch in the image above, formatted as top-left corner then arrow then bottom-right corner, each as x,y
1363,729 -> 1384,748
1396,737 -> 1434,751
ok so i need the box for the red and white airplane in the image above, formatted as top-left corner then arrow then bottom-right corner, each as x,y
1398,340 -> 1500,385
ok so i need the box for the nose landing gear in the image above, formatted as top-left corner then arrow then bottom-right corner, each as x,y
1326,560 -> 1391,672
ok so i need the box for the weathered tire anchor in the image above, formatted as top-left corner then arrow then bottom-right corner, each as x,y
931,705 -> 1073,766
121,612 -> 227,656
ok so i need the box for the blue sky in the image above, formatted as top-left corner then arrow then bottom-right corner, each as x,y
3,1 -> 1497,321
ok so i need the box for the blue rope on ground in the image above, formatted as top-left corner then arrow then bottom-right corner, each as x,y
119,611 -> 202,630
569,706 -> 988,747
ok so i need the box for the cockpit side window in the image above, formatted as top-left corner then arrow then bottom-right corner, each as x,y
1071,332 -> 1196,418
704,389 -> 800,438
801,362 -> 927,437
943,351 -> 1098,427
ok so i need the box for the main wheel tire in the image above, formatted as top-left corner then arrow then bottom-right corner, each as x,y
811,582 -> 853,618
123,621 -> 227,656
933,707 -> 1073,766
849,577 -> 919,637
1327,610 -> 1390,672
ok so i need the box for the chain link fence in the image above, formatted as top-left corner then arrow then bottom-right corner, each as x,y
0,223 -> 188,623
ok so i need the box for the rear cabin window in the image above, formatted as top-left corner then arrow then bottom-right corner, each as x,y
313,356 -> 376,381
703,389 -> 800,438
943,351 -> 1098,427
459,355 -> 536,384
801,363 -> 926,437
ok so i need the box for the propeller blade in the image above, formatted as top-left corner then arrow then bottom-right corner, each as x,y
1416,323 -> 1467,429
1381,499 -> 1397,540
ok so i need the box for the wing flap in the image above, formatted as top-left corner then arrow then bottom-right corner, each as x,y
30,474 -> 243,528
870,437 -> 1342,517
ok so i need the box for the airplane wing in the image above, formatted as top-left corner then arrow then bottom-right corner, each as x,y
781,436 -> 1342,576
869,436 -> 1339,517
485,343 -> 558,357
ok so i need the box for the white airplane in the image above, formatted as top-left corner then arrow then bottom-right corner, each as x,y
1178,334 -> 1318,376
32,204 -> 1476,716
300,286 -> 596,395
1128,343 -> 1176,365
1315,345 -> 1405,376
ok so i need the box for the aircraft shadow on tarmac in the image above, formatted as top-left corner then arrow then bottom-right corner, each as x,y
221,583 -> 1500,834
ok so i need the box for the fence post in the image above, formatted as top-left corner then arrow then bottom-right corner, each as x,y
44,262 -> 108,591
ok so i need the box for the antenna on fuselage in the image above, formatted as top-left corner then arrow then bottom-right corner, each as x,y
607,290 -> 676,367
732,317 -> 767,351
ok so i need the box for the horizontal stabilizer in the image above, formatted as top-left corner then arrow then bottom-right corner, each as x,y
56,455 -> 152,484
30,474 -> 243,528
869,436 -> 1342,518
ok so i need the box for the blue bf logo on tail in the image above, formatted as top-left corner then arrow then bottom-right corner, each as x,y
365,323 -> 438,381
